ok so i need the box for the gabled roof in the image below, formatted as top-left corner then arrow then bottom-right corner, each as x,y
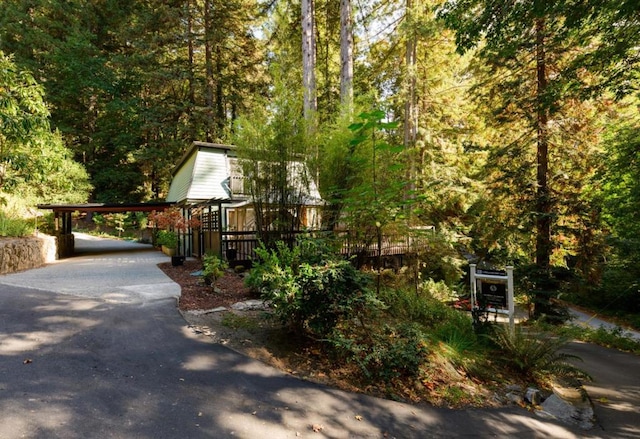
166,141 -> 324,206
166,142 -> 238,204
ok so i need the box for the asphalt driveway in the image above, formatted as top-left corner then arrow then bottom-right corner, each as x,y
0,233 -> 625,438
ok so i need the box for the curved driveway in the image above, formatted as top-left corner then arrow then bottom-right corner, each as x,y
0,234 -> 611,438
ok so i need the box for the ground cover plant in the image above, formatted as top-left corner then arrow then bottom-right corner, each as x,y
0,209 -> 34,237
237,236 -> 591,406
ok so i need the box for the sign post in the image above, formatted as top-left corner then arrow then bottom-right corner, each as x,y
470,264 -> 515,331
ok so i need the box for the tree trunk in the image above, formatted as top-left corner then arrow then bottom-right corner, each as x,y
339,0 -> 353,110
186,0 -> 196,140
534,17 -> 553,317
535,17 -> 551,271
404,0 -> 417,206
215,44 -> 225,135
403,0 -> 417,149
204,0 -> 214,142
302,0 -> 317,126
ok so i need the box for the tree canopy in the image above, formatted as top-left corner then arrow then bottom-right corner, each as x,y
0,0 -> 639,314
0,50 -> 91,206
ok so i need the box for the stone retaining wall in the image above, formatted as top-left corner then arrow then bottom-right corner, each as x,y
0,234 -> 57,275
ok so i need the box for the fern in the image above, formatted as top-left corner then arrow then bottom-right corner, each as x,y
493,325 -> 591,382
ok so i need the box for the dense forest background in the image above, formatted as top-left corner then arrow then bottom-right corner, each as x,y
0,0 -> 639,319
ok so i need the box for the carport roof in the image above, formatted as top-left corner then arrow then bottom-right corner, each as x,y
37,202 -> 175,214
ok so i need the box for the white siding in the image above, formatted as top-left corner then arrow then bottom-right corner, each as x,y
187,148 -> 229,201
166,152 -> 197,203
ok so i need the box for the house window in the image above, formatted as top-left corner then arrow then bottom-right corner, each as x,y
228,158 -> 247,196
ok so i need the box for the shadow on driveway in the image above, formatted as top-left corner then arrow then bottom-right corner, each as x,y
0,235 -> 606,438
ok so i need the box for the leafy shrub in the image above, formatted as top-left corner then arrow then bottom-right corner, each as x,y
587,326 -> 640,352
296,259 -> 376,335
420,278 -> 459,302
202,253 -> 228,285
156,230 -> 178,248
331,322 -> 429,382
416,232 -> 465,286
553,323 -> 640,354
245,241 -> 299,299
0,211 -> 34,237
246,239 -> 377,336
516,264 -> 571,323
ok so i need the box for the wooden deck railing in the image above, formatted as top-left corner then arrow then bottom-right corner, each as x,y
220,230 -> 430,267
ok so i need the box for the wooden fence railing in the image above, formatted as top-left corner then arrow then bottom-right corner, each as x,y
220,230 -> 430,268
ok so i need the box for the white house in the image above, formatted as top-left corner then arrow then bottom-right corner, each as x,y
166,141 -> 324,259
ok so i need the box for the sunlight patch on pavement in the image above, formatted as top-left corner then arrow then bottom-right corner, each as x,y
181,353 -> 219,371
0,317 -> 100,354
231,361 -> 284,378
0,331 -> 63,354
218,412 -> 311,438
34,299 -> 103,312
0,402 -> 73,437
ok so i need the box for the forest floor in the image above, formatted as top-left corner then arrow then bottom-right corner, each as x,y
158,259 -> 519,408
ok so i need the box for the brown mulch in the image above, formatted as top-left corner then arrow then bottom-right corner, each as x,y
157,258 -> 361,390
157,259 -> 257,310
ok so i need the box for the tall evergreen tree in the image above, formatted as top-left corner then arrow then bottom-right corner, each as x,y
0,0 -> 267,202
440,0 -> 615,316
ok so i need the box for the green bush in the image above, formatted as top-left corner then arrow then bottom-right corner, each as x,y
246,239 -> 377,336
416,232 -> 465,286
202,253 -> 228,285
552,323 -> 640,353
331,322 -> 430,382
0,211 -> 34,237
156,230 -> 178,248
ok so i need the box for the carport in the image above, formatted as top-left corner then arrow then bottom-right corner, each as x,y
37,202 -> 174,258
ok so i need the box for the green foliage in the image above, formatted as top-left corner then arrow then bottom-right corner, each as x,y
515,264 -> 571,323
417,232 -> 466,286
0,210 -> 34,237
436,326 -> 480,371
340,110 -> 407,232
491,325 -> 590,381
549,322 -> 640,354
1,0 -> 266,202
380,283 -> 468,330
155,230 -> 178,249
221,313 -> 259,331
202,253 -> 228,285
584,325 -> 639,353
440,0 -> 613,310
0,50 -> 91,203
246,238 -> 377,337
593,115 -> 640,313
233,73 -> 316,237
331,322 -> 430,382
